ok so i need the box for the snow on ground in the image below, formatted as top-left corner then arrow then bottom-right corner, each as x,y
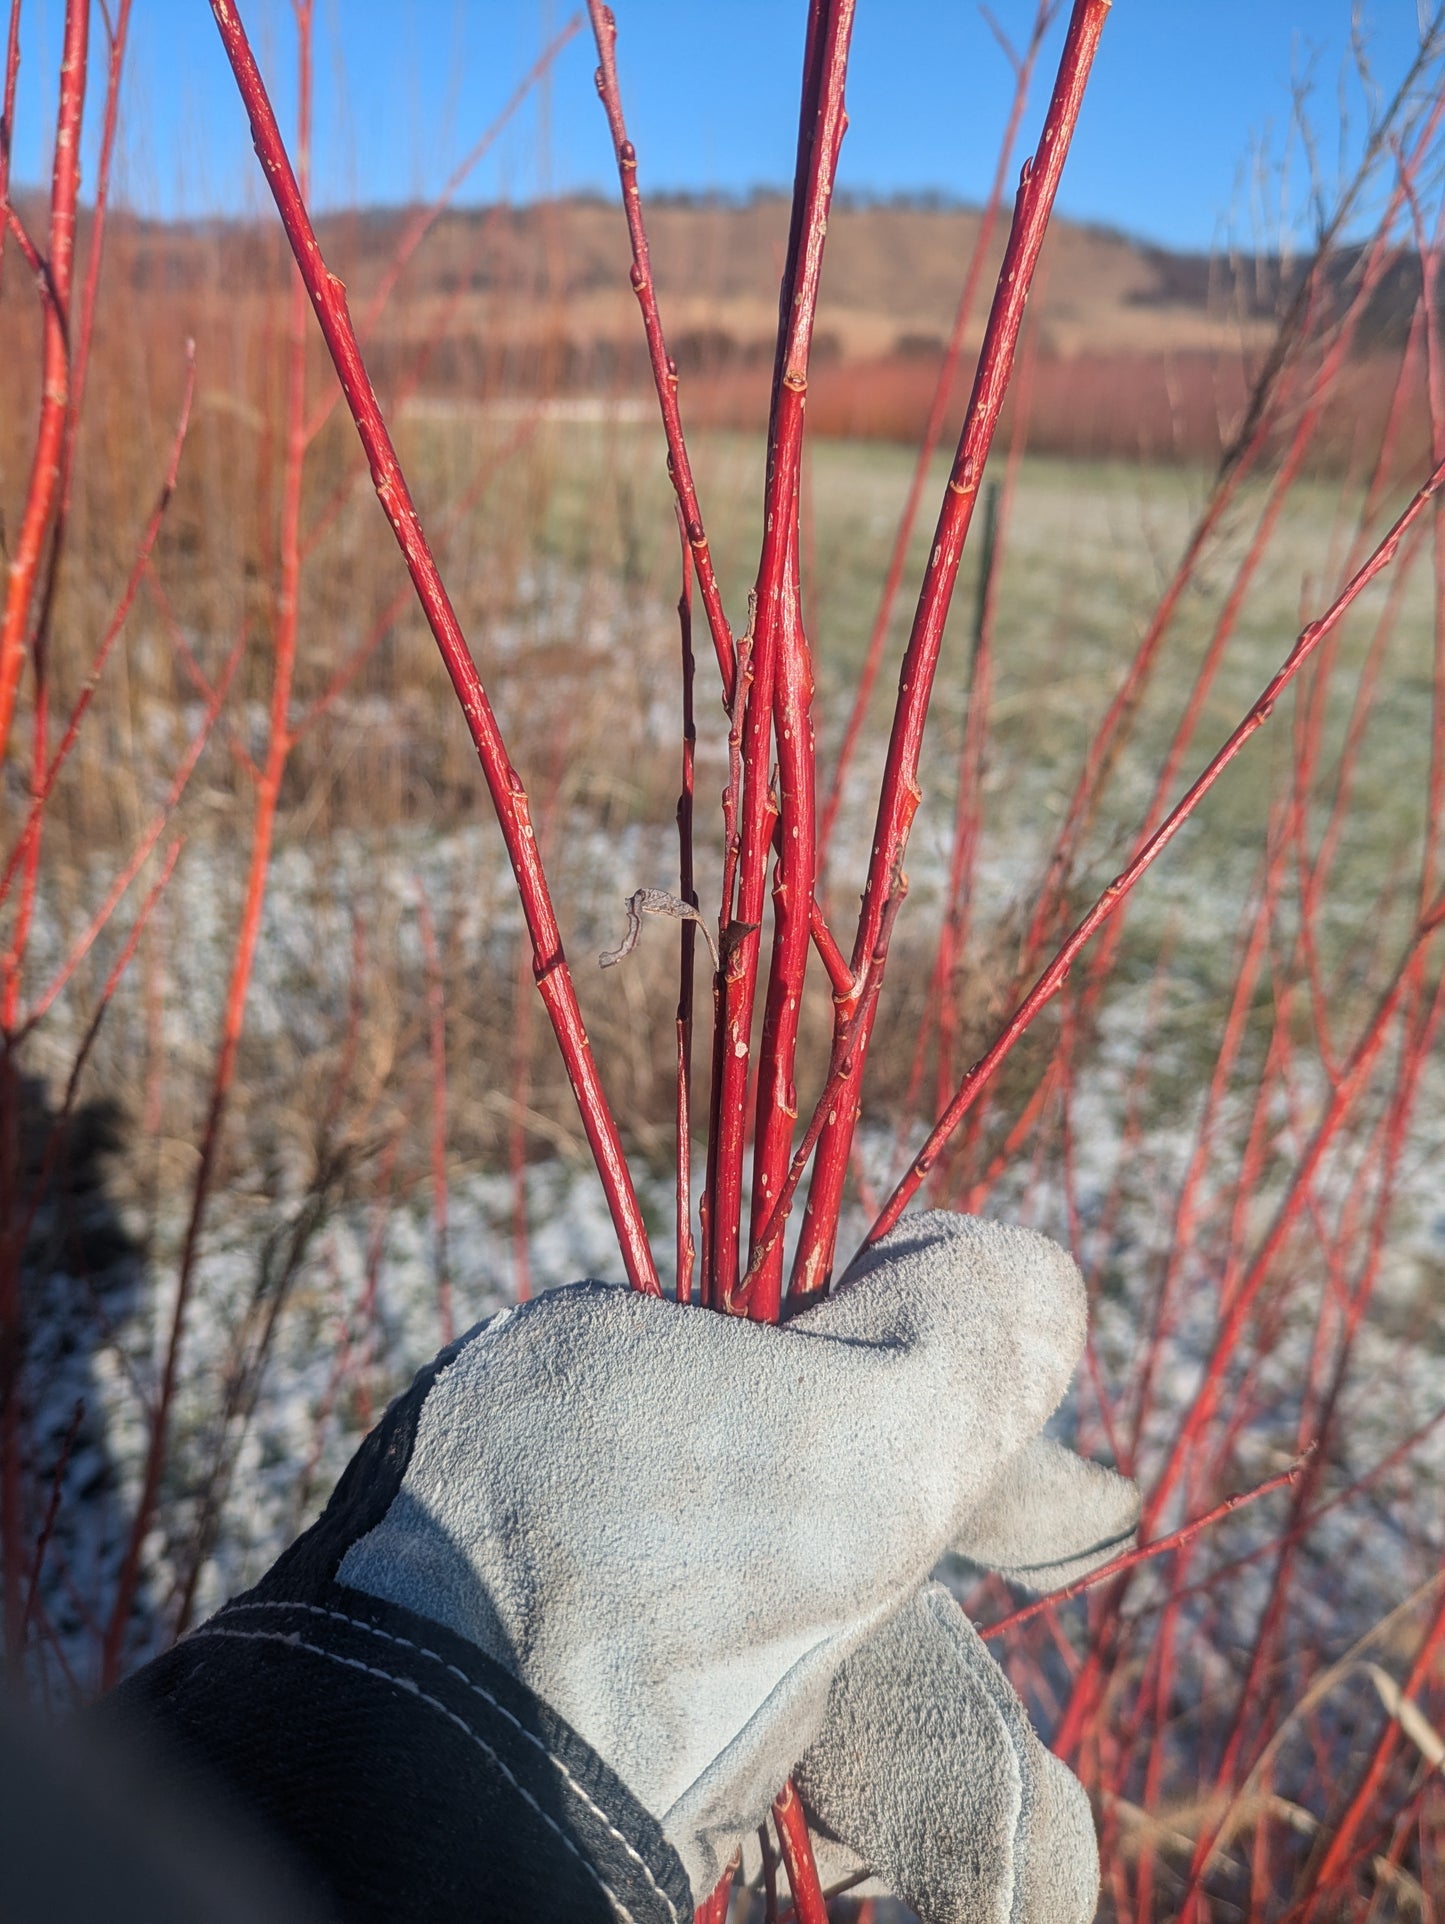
12,539 -> 1444,1702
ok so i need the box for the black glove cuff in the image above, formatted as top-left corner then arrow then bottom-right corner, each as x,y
105,1582 -> 693,1924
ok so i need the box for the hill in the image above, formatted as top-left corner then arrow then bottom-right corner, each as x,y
9,189 -> 1433,463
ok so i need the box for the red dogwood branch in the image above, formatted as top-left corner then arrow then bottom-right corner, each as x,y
706,0 -> 855,1310
0,0 -> 86,765
869,447 -> 1445,1246
818,0 -> 1058,866
587,1 -> 736,707
981,1456 -> 1310,1641
209,0 -> 660,1297
792,0 -> 1111,1297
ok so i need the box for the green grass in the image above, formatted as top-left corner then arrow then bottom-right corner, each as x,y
414,413 -> 1435,950
281,407 -> 1440,1131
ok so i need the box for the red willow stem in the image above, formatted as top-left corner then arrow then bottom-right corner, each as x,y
62,0 -> 132,457
808,900 -> 852,997
743,532 -> 818,1319
0,0 -> 85,767
209,0 -> 659,1298
674,512 -> 698,1305
586,0 -> 735,706
694,1869 -> 734,1924
4,1 -> 78,1055
818,0 -> 1057,867
929,462 -> 1004,1115
706,0 -> 854,1311
868,449 -> 1445,1247
960,1054 -> 1059,1215
734,891 -> 905,1308
0,0 -> 22,244
14,0 -> 134,954
771,1778 -> 829,1924
792,0 -> 1111,1298
980,1455 -> 1309,1642
1305,1587 -> 1445,1902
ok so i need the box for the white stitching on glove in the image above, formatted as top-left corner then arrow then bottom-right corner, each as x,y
335,1209 -> 1138,1916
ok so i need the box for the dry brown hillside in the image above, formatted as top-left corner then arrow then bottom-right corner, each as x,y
6,189 -> 1433,464
96,191 -> 1277,363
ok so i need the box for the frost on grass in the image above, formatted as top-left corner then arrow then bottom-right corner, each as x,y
15,478 -> 1444,1724
19,781 -> 1445,1700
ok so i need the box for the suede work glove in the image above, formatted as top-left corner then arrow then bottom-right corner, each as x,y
115,1211 -> 1137,1924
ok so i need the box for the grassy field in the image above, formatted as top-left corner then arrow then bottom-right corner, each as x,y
24,407 -> 1438,1188
5,5 -> 1445,1907
393,413 -> 1439,1014
12,397 -> 1445,1914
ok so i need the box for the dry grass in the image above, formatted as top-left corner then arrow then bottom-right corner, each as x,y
4,15 -> 1445,1916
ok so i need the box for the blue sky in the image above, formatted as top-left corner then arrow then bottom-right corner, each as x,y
6,3 -> 1440,251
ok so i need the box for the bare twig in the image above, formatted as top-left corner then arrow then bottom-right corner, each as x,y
209,0 -> 660,1298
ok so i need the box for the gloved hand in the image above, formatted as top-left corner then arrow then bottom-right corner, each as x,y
113,1210 -> 1136,1924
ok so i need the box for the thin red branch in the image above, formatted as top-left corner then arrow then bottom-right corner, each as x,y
772,1779 -> 829,1924
0,0 -> 23,253
586,1 -> 735,704
209,0 -> 660,1297
818,0 -> 1056,865
793,0 -> 1110,1295
0,0 -> 86,763
870,449 -> 1445,1244
981,1454 -> 1309,1641
706,0 -> 854,1310
746,535 -> 818,1320
734,891 -> 905,1309
808,900 -> 853,998
64,0 -> 132,453
674,512 -> 699,1305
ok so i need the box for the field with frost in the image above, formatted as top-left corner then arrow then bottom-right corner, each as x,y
20,428 -> 1445,1739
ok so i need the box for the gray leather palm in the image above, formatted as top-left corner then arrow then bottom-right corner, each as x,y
337,1211 -> 1137,1916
